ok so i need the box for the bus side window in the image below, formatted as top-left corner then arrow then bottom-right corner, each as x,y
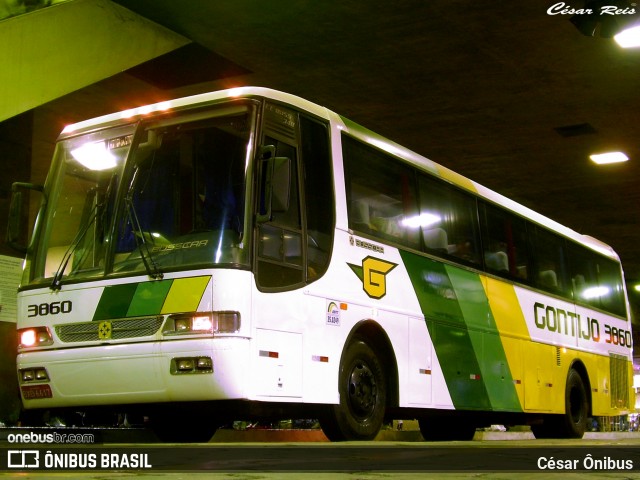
417,174 -> 481,266
343,134 -> 419,249
531,226 -> 568,295
568,243 -> 626,317
300,116 -> 333,280
480,202 -> 529,282
256,136 -> 304,288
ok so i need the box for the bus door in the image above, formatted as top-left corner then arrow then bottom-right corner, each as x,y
251,103 -> 334,399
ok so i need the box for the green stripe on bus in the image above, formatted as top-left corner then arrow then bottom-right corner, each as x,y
92,276 -> 210,321
400,251 -> 521,411
445,265 -> 521,411
400,251 -> 491,409
93,283 -> 138,321
127,280 -> 174,317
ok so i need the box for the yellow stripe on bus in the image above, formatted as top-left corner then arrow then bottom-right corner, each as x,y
483,277 -> 530,409
435,165 -> 477,193
161,276 -> 210,314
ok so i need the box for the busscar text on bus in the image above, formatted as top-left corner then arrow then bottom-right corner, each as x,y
6,87 -> 634,441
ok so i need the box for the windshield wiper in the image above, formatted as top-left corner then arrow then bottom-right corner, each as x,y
124,193 -> 164,280
50,203 -> 99,291
51,173 -> 117,291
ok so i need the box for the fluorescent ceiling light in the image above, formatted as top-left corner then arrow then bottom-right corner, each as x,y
581,286 -> 610,300
615,26 -> 640,48
589,151 -> 629,165
70,142 -> 117,171
401,213 -> 442,228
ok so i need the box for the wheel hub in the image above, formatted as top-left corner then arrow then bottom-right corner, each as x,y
347,362 -> 377,417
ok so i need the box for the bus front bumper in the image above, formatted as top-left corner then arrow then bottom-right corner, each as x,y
17,337 -> 250,409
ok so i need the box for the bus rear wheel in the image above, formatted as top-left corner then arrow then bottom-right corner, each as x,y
532,368 -> 588,439
319,337 -> 386,441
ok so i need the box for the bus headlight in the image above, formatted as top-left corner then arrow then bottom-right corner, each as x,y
211,311 -> 241,333
163,311 -> 240,336
18,327 -> 53,349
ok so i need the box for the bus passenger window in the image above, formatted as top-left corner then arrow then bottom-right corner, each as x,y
417,175 -> 481,266
343,134 -> 419,249
531,226 -> 568,295
480,203 -> 529,281
568,243 -> 626,317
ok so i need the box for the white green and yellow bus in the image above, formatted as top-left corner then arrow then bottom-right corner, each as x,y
8,87 -> 633,441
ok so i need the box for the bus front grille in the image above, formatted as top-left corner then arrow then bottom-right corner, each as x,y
55,316 -> 164,342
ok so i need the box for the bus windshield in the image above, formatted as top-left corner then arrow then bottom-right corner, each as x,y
29,104 -> 254,286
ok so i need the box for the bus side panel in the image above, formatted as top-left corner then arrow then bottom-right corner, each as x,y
399,251 -> 522,413
482,277 -> 527,410
407,316 -> 433,406
515,287 -> 633,416
335,230 -> 454,410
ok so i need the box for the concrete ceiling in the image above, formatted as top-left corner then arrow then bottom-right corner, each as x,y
39,1 -> 640,287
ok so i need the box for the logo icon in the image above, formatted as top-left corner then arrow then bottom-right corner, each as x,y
327,301 -> 341,326
7,450 -> 39,468
348,256 -> 397,299
98,321 -> 112,340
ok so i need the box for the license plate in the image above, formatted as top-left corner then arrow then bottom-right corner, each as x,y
21,384 -> 53,399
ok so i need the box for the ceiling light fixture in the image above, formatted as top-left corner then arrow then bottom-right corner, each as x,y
614,25 -> 640,47
567,1 -> 638,39
589,151 -> 629,165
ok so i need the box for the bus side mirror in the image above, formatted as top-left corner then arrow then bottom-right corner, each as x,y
6,182 -> 44,253
257,146 -> 291,223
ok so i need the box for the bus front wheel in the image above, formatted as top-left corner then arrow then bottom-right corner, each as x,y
319,337 -> 387,441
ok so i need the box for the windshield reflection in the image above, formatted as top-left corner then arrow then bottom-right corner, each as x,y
28,105 -> 254,287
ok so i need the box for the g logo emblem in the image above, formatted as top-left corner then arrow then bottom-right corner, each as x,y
348,256 -> 397,299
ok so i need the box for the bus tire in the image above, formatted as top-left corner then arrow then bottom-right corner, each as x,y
319,337 -> 386,441
532,368 -> 588,439
560,368 -> 588,438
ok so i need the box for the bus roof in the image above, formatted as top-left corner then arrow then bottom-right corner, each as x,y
60,86 -> 619,261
